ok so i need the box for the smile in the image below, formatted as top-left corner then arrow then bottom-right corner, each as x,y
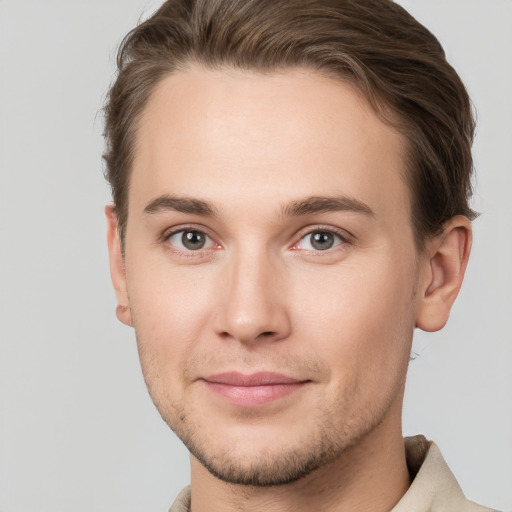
203,372 -> 310,407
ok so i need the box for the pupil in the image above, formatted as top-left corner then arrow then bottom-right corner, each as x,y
311,232 -> 334,250
182,231 -> 205,250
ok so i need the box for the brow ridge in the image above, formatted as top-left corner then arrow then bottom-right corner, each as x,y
143,194 -> 374,219
144,195 -> 217,216
283,196 -> 374,217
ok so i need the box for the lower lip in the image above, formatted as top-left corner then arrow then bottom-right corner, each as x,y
205,381 -> 307,407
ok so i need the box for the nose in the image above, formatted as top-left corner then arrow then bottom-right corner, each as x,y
213,250 -> 292,345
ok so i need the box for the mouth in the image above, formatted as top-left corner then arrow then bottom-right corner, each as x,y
202,372 -> 311,407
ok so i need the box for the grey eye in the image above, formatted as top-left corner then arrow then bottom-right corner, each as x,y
182,231 -> 206,250
168,230 -> 213,251
298,231 -> 343,251
311,232 -> 335,250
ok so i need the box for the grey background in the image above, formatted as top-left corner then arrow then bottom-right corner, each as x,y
0,0 -> 510,510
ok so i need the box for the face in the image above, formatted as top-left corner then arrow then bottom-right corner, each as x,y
111,66 -> 431,486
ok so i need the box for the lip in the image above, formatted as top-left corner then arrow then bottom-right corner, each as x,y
203,372 -> 310,407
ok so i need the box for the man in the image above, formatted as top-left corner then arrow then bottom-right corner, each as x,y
103,0 -> 497,510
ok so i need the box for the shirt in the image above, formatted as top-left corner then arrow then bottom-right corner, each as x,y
169,435 -> 497,512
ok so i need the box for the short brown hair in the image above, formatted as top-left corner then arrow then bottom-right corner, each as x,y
103,0 -> 476,247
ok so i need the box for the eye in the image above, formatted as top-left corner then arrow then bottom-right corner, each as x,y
167,229 -> 216,251
295,230 -> 344,251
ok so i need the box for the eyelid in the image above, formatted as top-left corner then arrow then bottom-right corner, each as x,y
161,223 -> 213,240
161,224 -> 221,254
159,223 -> 352,254
290,225 -> 352,251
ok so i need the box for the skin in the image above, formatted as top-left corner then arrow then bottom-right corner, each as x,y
106,66 -> 472,512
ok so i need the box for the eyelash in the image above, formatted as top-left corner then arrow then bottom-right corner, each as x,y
291,225 -> 350,253
161,225 -> 220,257
161,225 -> 351,256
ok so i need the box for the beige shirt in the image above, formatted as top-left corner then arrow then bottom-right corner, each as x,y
169,436 -> 497,512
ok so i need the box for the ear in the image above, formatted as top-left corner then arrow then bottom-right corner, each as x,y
415,216 -> 472,332
105,205 -> 132,327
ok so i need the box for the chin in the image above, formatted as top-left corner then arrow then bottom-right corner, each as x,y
186,434 -> 333,486
168,405 -> 376,487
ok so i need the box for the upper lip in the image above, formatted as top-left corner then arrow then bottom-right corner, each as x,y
204,372 -> 307,386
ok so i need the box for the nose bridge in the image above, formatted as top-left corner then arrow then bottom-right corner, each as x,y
215,243 -> 290,344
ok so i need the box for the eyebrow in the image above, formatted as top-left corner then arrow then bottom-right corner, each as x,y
144,195 -> 217,216
283,196 -> 374,217
143,194 -> 374,218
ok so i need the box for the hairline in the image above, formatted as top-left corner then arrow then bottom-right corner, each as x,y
116,61 -> 430,251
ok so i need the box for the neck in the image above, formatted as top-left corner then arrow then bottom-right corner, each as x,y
189,410 -> 410,512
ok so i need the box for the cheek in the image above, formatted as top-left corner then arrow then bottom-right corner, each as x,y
126,258 -> 219,364
292,255 -> 417,382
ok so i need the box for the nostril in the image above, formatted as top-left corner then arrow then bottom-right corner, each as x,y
258,331 -> 276,338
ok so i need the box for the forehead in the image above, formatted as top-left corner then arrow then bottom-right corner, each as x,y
131,65 -> 410,225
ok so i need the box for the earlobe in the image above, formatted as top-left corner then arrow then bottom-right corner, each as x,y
415,216 -> 472,332
116,304 -> 132,327
105,205 -> 132,327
